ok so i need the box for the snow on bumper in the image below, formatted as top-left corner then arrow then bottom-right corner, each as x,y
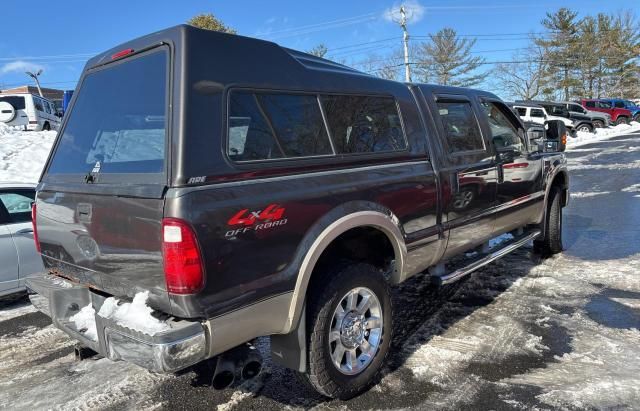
25,273 -> 207,373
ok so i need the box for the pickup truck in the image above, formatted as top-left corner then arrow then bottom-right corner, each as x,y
26,25 -> 569,399
581,99 -> 632,125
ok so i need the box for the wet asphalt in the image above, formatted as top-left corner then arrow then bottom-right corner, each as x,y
1,132 -> 639,410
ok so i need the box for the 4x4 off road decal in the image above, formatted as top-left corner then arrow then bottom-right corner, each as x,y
225,204 -> 287,238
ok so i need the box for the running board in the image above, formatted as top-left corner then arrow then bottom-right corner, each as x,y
432,229 -> 541,286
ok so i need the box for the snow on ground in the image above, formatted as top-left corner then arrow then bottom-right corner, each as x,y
569,121 -> 640,148
0,124 -> 56,183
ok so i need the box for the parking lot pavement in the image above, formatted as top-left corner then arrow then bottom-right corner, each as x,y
1,134 -> 639,411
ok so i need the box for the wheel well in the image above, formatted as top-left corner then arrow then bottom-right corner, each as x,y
311,226 -> 395,285
550,172 -> 568,207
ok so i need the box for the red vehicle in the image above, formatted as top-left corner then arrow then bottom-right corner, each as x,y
581,99 -> 632,125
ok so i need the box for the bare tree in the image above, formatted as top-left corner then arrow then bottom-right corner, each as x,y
492,44 -> 547,100
307,44 -> 328,58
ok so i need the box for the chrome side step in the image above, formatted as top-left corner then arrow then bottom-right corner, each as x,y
432,229 -> 541,286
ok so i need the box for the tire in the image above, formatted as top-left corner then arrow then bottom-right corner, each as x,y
300,263 -> 392,399
633,114 -> 640,123
577,124 -> 593,133
592,120 -> 604,128
615,116 -> 628,126
534,187 -> 563,256
42,122 -> 51,131
452,188 -> 475,210
0,101 -> 17,123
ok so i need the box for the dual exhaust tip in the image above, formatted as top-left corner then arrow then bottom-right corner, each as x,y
211,343 -> 262,390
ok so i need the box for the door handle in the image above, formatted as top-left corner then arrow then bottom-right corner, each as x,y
15,228 -> 34,235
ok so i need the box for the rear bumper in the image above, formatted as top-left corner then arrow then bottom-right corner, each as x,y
25,273 -> 207,373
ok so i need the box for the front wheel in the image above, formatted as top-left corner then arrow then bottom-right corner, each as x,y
534,187 -> 563,255
577,124 -> 593,133
633,114 -> 640,123
301,263 -> 392,399
592,120 -> 604,128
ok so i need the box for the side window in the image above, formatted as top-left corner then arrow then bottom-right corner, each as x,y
228,91 -> 331,161
43,101 -> 51,114
597,101 -> 611,109
480,101 -> 525,153
614,101 -> 625,108
33,97 -> 44,112
585,101 -> 595,108
530,109 -> 545,118
515,107 -> 527,116
322,95 -> 406,154
570,104 -> 585,113
436,100 -> 484,153
0,191 -> 35,224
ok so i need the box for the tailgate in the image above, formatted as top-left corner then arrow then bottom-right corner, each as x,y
36,46 -> 172,314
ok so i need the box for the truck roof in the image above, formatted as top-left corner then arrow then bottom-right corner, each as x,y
82,24 -> 498,101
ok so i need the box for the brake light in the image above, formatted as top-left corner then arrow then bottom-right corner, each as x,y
162,218 -> 204,294
111,48 -> 134,60
503,162 -> 529,169
31,203 -> 41,253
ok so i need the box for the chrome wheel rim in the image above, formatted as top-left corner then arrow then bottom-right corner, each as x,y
329,287 -> 383,375
453,190 -> 473,209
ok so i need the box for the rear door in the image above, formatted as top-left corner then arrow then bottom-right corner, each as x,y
37,47 -> 172,313
429,94 -> 498,257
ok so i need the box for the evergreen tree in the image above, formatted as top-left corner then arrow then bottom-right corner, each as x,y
414,28 -> 485,87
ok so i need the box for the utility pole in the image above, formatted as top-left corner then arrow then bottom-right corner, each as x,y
25,70 -> 44,97
393,5 -> 412,83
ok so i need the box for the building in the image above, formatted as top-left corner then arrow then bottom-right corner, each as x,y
0,85 -> 64,102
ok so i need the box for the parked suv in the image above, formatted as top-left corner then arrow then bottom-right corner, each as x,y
581,99 -> 632,125
517,100 -> 593,133
557,101 -> 610,128
601,99 -> 640,123
0,93 -> 61,131
26,26 -> 569,399
511,102 -> 577,135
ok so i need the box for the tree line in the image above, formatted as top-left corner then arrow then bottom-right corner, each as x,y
188,9 -> 640,100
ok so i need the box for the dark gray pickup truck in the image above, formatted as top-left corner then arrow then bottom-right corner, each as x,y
26,25 -> 569,399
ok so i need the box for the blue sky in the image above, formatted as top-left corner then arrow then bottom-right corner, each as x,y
0,0 -> 633,91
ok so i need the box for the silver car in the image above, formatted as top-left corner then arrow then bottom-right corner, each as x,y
0,183 -> 43,297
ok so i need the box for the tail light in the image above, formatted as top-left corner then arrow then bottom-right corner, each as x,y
561,133 -> 567,145
503,162 -> 529,169
162,218 -> 204,294
31,203 -> 41,253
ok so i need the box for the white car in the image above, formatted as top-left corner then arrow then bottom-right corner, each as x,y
512,104 -> 575,135
0,183 -> 44,297
0,93 -> 61,131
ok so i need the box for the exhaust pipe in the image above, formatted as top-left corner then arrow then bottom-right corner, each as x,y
211,355 -> 236,390
240,343 -> 262,380
209,342 -> 263,390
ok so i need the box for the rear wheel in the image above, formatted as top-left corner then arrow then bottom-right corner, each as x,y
42,122 -> 51,131
633,114 -> 640,123
592,119 -> 604,128
577,124 -> 593,133
301,263 -> 392,399
534,186 -> 563,256
615,116 -> 628,126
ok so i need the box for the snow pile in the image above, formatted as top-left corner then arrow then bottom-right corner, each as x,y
69,304 -> 98,341
97,291 -> 170,335
569,121 -> 640,148
0,123 -> 56,183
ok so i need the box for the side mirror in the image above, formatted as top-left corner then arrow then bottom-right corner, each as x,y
544,120 -> 567,152
497,146 -> 519,163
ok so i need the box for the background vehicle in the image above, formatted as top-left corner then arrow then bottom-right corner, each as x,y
0,183 -> 43,297
511,102 -> 577,135
581,99 -> 631,125
601,98 -> 640,122
518,100 -> 593,133
558,100 -> 610,128
26,25 -> 569,399
0,93 -> 61,131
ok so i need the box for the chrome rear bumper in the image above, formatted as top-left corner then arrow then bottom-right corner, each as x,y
25,273 -> 207,373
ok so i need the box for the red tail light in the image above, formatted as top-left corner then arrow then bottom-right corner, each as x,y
31,203 -> 41,253
503,162 -> 529,169
162,218 -> 204,294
